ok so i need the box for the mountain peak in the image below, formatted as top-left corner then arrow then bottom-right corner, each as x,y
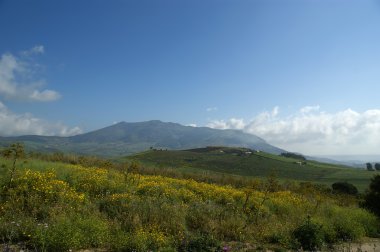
0,120 -> 285,157
114,120 -> 166,126
70,120 -> 285,155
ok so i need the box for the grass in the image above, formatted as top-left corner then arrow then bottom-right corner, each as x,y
124,147 -> 378,191
0,154 -> 379,251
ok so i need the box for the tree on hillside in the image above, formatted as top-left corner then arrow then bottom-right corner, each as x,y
375,163 -> 380,171
366,163 -> 374,171
331,182 -> 358,195
362,175 -> 380,217
280,152 -> 306,160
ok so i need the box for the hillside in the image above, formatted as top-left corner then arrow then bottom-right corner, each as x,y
0,156 -> 378,251
127,146 -> 376,191
0,120 -> 284,156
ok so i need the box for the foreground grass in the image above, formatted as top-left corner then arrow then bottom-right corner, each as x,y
0,157 -> 379,251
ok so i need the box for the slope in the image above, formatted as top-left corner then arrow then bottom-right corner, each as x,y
0,120 -> 284,156
127,146 -> 376,191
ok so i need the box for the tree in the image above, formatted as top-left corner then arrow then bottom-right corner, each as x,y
362,175 -> 380,216
375,163 -> 380,171
280,152 -> 306,160
1,142 -> 25,187
332,182 -> 358,195
366,162 -> 374,171
293,216 -> 324,251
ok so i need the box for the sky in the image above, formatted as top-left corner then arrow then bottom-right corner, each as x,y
1,0 -> 380,155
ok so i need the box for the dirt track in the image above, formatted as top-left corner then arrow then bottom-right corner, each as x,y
332,238 -> 380,252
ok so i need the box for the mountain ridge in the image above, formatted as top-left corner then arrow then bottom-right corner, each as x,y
0,120 -> 284,156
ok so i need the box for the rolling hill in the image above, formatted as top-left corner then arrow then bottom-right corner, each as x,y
126,146 -> 375,191
0,120 -> 285,156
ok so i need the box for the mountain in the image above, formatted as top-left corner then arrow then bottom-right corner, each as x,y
0,120 -> 285,156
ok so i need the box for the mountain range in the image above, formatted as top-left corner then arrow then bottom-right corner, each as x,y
0,120 -> 284,157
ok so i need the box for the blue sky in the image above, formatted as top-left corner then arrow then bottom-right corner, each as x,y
1,0 -> 380,155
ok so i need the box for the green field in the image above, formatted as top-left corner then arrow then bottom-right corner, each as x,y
0,153 -> 379,251
126,147 -> 378,191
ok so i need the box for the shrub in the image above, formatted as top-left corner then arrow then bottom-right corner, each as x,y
363,175 -> 380,216
293,217 -> 324,251
280,152 -> 306,160
332,182 -> 358,195
32,213 -> 110,251
331,209 -> 367,241
186,202 -> 217,234
1,170 -> 84,220
185,232 -> 221,252
320,206 -> 377,243
0,215 -> 36,246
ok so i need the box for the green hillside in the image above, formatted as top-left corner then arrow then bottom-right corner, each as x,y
127,146 -> 377,191
0,154 -> 378,251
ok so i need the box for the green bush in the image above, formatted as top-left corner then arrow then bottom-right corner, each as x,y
363,175 -> 380,217
293,217 -> 324,251
185,232 -> 221,252
0,215 -> 36,246
318,206 -> 377,243
186,202 -> 217,234
32,213 -> 110,252
332,182 -> 358,195
332,213 -> 365,241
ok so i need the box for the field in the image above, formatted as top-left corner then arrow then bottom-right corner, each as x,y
125,147 -> 378,192
0,149 -> 379,251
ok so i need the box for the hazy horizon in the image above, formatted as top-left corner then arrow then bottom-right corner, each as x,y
1,0 -> 380,156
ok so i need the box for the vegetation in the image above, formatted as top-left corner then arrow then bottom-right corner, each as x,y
126,147 -> 378,192
367,163 -> 374,171
332,182 -> 358,195
292,216 -> 324,251
0,144 -> 379,251
363,175 -> 380,217
1,142 -> 25,187
280,152 -> 306,160
375,163 -> 380,171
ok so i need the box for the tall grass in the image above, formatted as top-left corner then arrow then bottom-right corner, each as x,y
0,156 -> 378,251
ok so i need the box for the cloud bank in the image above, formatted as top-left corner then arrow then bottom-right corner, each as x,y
0,46 -> 81,137
0,101 -> 82,136
207,106 -> 380,155
0,47 -> 60,102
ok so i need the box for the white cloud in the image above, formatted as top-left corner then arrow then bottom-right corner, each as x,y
0,101 -> 81,137
207,118 -> 245,130
0,47 -> 60,102
0,47 -> 77,137
300,105 -> 320,114
207,106 -> 380,155
21,45 -> 45,56
29,89 -> 60,101
187,123 -> 197,127
30,45 -> 44,54
272,106 -> 279,116
207,120 -> 228,129
206,107 -> 218,112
